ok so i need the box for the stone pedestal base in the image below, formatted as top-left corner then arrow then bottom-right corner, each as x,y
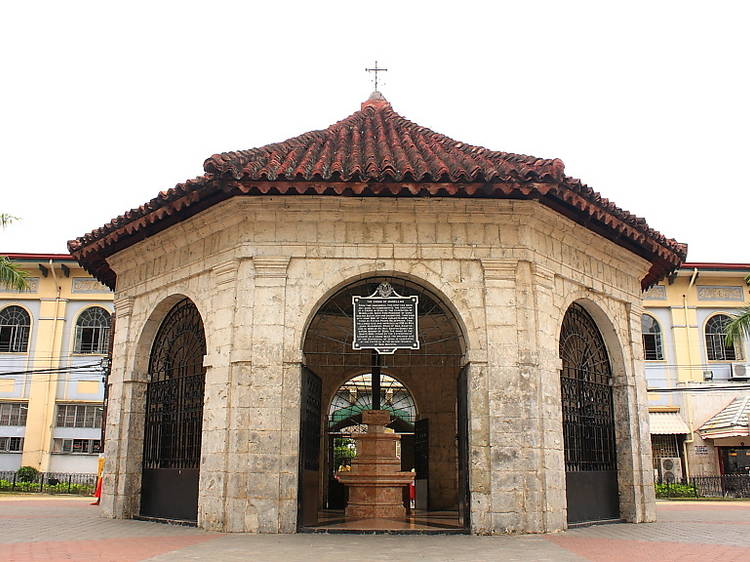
337,410 -> 415,520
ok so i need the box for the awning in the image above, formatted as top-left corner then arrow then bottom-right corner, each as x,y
649,412 -> 690,435
699,397 -> 750,440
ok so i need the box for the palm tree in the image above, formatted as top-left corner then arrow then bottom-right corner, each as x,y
0,214 -> 29,291
725,273 -> 750,347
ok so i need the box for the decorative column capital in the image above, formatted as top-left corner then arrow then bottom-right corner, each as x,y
211,259 -> 239,287
627,301 -> 645,317
252,256 -> 291,279
532,263 -> 555,287
480,259 -> 517,281
113,296 -> 134,318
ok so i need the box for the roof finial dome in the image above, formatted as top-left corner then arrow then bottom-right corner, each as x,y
362,90 -> 389,110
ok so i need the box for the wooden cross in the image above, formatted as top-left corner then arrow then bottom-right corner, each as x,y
365,60 -> 388,92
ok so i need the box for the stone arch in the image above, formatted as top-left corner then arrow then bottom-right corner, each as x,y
115,292 -> 208,520
555,291 -> 631,388
131,290 -> 210,384
298,268 -> 475,358
556,294 -> 646,524
558,300 -> 620,524
297,272 -> 472,531
138,296 -> 207,522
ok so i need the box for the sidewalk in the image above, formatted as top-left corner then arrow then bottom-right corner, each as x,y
1,496 -> 748,561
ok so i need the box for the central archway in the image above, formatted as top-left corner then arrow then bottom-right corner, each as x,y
298,275 -> 470,532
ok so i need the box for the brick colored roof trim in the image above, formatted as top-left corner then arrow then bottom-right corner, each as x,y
68,95 -> 687,290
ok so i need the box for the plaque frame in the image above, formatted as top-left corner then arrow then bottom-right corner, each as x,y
352,282 -> 419,354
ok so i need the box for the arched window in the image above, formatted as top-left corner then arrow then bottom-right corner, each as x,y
641,314 -> 664,360
328,373 -> 416,432
74,307 -> 111,354
705,314 -> 740,361
0,306 -> 31,353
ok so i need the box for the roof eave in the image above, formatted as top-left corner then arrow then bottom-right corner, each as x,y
69,178 -> 686,291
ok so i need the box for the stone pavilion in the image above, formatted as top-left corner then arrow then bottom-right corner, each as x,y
69,91 -> 686,534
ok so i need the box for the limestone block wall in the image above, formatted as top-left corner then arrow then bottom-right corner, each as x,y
101,195 -> 655,534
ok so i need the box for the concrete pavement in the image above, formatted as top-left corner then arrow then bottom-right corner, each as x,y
1,496 -> 749,561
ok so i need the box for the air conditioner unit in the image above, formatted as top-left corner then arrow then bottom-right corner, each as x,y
660,457 -> 683,484
730,363 -> 750,380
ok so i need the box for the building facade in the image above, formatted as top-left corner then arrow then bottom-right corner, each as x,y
0,253 -> 112,474
644,263 -> 750,481
70,93 -> 685,533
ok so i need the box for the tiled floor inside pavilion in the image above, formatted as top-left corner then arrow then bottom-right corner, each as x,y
306,509 -> 465,532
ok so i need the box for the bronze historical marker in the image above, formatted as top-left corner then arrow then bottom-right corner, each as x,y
352,281 -> 419,354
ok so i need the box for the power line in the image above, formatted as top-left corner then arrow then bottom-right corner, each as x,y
0,352 -> 108,358
649,384 -> 750,393
0,362 -> 104,377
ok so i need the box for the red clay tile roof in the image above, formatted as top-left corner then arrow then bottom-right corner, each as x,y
69,92 -> 686,290
203,92 -> 565,184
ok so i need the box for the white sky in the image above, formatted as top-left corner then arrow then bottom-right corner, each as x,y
1,1 -> 748,262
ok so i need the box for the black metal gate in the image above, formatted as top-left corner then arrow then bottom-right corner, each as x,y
298,366 -> 322,528
140,298 -> 206,522
457,364 -> 471,531
559,303 -> 619,524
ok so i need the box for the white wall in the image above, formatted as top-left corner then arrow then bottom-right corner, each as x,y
0,453 -> 22,471
48,454 -> 98,473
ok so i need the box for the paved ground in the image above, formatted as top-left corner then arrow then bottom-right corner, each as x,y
1,496 -> 749,561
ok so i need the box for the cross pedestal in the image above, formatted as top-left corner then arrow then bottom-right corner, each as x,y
336,410 -> 415,520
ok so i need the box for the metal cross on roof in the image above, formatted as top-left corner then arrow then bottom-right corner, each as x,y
365,60 -> 388,92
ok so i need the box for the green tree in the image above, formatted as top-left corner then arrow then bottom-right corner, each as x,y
0,214 -> 30,291
725,274 -> 750,347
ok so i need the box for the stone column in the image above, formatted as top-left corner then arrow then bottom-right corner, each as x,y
481,258 -> 531,533
239,256 -> 291,533
466,359 -> 491,533
616,301 -> 657,523
198,259 -> 241,531
480,258 -> 565,534
101,295 -> 143,519
530,263 -> 566,532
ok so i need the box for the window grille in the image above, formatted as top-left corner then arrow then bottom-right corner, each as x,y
52,438 -> 101,454
559,303 -> 617,472
142,298 -> 206,471
0,306 -> 31,353
641,314 -> 664,360
0,437 -> 23,452
55,404 -> 103,428
328,373 -> 416,430
651,434 -> 680,469
74,307 -> 111,354
705,314 -> 740,361
0,402 -> 28,426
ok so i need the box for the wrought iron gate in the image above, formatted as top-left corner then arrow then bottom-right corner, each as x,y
457,364 -> 471,531
140,299 -> 206,522
298,367 -> 322,528
559,303 -> 619,524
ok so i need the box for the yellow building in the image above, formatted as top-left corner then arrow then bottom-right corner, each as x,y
0,253 -> 112,474
643,262 -> 750,481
